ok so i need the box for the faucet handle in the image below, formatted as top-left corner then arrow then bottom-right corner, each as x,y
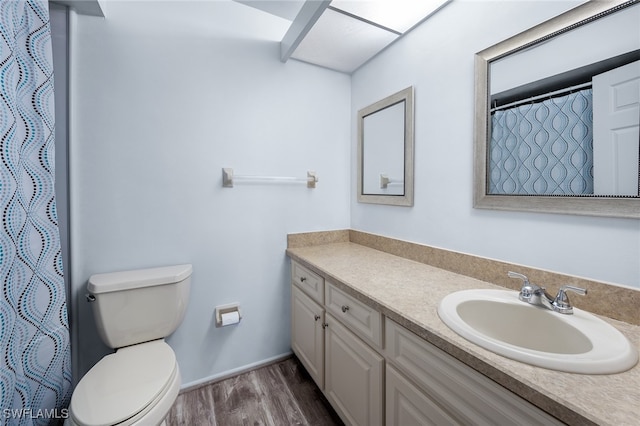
507,271 -> 529,286
508,271 -> 537,293
553,285 -> 587,314
561,285 -> 587,296
508,271 -> 537,302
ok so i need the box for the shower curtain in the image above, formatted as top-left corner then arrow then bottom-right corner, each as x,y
489,88 -> 594,195
0,1 -> 72,425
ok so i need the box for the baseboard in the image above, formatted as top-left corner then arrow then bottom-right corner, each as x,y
179,351 -> 293,393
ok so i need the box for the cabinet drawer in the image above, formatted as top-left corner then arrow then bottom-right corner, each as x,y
292,261 -> 324,304
326,281 -> 382,349
384,318 -> 563,425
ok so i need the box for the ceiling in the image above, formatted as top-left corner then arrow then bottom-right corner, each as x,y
234,0 -> 306,21
234,0 -> 451,74
58,1 -> 451,72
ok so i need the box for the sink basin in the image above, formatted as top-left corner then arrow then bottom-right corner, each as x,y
438,289 -> 638,374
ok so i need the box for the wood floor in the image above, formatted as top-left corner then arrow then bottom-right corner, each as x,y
166,356 -> 344,426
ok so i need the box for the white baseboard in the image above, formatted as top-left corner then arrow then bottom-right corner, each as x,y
179,351 -> 293,392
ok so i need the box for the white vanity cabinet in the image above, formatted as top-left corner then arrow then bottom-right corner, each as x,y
290,260 -> 563,426
291,262 -> 384,426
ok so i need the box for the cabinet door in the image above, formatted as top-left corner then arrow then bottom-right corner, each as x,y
291,285 -> 324,388
386,364 -> 457,426
384,318 -> 563,425
325,313 -> 384,426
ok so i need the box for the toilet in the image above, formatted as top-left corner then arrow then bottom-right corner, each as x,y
67,264 -> 192,426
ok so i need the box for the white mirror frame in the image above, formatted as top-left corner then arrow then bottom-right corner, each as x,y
357,86 -> 415,206
473,0 -> 640,219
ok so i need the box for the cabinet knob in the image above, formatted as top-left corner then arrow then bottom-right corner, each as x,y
322,323 -> 329,329
300,277 -> 307,282
314,314 -> 321,321
341,305 -> 350,313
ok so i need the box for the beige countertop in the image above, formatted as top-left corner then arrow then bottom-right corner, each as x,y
286,241 -> 640,426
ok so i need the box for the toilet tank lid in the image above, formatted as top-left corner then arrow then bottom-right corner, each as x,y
88,264 -> 192,294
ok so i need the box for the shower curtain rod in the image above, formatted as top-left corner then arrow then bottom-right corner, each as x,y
490,81 -> 592,113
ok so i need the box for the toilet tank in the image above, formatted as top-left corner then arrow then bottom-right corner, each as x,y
87,264 -> 192,349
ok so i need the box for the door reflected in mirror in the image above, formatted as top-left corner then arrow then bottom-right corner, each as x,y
358,86 -> 414,206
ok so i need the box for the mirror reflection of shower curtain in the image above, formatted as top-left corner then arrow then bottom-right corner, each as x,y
0,1 -> 72,424
489,88 -> 594,195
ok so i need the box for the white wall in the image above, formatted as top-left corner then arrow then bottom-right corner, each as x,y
69,1 -> 350,385
351,0 -> 640,288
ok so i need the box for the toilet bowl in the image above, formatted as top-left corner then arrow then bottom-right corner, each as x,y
67,264 -> 191,426
67,340 -> 180,426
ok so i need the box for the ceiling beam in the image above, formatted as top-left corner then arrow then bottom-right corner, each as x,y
51,0 -> 105,17
280,0 -> 331,63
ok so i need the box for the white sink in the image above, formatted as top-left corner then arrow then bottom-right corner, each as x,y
438,289 -> 638,374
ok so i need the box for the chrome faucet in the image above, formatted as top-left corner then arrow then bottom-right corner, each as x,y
507,271 -> 587,315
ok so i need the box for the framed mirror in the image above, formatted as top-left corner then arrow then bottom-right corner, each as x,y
358,86 -> 414,206
474,0 -> 640,218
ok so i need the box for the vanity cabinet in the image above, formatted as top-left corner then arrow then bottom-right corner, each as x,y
291,262 -> 384,426
290,260 -> 562,426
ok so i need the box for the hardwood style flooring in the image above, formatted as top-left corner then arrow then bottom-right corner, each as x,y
166,356 -> 344,426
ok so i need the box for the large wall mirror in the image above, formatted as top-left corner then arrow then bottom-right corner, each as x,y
474,0 -> 640,218
358,86 -> 414,206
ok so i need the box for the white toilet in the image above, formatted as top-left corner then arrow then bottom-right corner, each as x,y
67,264 -> 192,426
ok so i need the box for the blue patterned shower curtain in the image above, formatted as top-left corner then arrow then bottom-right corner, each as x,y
0,1 -> 72,425
489,88 -> 594,195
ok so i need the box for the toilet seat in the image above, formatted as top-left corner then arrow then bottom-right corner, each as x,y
70,340 -> 178,426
